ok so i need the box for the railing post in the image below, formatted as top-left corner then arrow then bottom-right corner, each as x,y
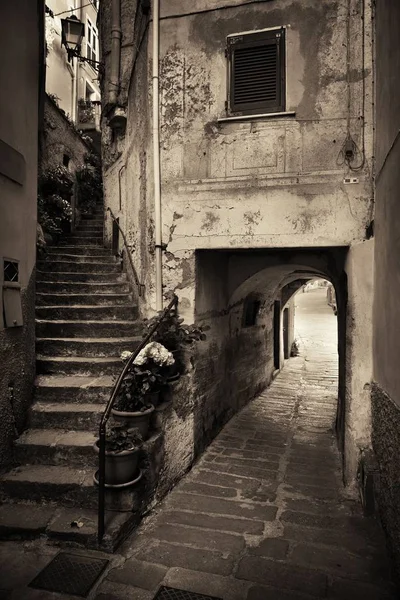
97,424 -> 106,545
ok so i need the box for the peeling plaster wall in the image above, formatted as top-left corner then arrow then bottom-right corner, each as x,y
99,0 -> 375,487
0,1 -> 40,468
372,0 -> 400,580
344,240 -> 374,486
158,0 -> 373,274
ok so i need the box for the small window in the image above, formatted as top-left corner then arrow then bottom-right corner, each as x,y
243,297 -> 261,327
4,260 -> 19,282
63,154 -> 70,168
227,28 -> 285,115
86,17 -> 99,65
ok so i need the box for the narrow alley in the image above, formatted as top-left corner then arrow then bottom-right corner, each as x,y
0,286 -> 396,599
89,287 -> 395,599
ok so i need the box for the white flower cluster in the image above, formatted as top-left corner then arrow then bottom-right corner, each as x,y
131,342 -> 175,367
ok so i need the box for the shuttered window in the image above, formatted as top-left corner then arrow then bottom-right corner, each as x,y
228,28 -> 285,115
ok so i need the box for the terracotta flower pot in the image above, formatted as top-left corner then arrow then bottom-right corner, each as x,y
111,404 -> 155,439
93,441 -> 139,486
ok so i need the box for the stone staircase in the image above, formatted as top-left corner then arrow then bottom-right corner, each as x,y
0,205 -> 144,550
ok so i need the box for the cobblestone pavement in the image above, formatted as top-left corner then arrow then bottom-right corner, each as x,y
94,289 -> 397,599
0,289 -> 396,599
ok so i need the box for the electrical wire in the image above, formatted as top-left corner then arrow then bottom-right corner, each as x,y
53,2 -> 96,17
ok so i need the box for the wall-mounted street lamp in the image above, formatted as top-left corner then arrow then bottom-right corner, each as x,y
61,15 -> 102,72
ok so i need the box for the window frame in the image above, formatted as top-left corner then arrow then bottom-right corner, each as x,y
86,16 -> 99,65
242,295 -> 262,328
227,27 -> 286,117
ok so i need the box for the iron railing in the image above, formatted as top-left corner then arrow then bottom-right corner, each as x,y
97,294 -> 178,544
107,207 -> 145,297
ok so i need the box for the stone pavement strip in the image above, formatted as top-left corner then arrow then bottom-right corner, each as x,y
0,289 -> 398,599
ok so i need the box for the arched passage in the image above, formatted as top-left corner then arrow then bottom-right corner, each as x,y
194,248 -> 350,475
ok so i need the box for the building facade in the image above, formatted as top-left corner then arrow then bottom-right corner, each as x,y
372,0 -> 400,580
0,0 -> 45,467
46,0 -> 101,128
100,0 -> 374,487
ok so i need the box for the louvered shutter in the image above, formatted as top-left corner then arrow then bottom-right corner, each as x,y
228,29 -> 285,114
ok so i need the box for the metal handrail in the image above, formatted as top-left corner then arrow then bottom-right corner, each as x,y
97,294 -> 178,544
107,207 -> 145,297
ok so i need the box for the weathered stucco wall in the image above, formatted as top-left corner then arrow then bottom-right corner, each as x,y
0,1 -> 41,468
159,0 -> 373,271
99,0 -> 375,487
372,0 -> 400,580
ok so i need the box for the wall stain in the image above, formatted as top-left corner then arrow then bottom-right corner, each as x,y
201,211 -> 220,232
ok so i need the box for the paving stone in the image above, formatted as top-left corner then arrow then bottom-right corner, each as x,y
327,577 -> 397,599
247,585 -> 316,600
248,537 -> 289,559
283,481 -> 339,500
221,447 -> 282,459
283,498 -> 351,517
95,580 -> 154,600
209,456 -> 280,469
236,556 -> 328,597
226,464 -> 278,481
147,523 -> 245,554
137,541 -> 235,576
290,543 -> 390,582
282,524 -> 381,557
167,493 -> 277,521
163,567 -> 250,600
194,470 -> 261,492
157,510 -> 265,534
280,510 -> 348,530
0,504 -> 54,539
106,557 -> 168,590
179,481 -> 238,498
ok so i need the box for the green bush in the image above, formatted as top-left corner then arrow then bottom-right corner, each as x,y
37,166 -> 74,239
76,152 -> 103,215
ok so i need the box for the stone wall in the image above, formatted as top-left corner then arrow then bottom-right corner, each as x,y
42,95 -> 90,174
0,1 -> 42,469
372,0 -> 400,581
371,384 -> 400,581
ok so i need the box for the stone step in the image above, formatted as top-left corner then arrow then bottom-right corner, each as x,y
74,228 -> 104,235
29,402 -> 104,430
36,292 -> 133,306
37,260 -> 121,273
36,281 -> 130,294
78,217 -> 103,224
37,271 -> 127,283
36,355 -> 123,376
36,336 -> 141,357
75,222 -> 103,229
14,429 -> 98,467
34,375 -> 114,403
45,246 -> 112,256
65,229 -> 103,237
36,304 -> 138,320
40,254 -> 117,264
36,319 -> 141,338
0,494 -> 139,552
0,464 -> 98,509
59,236 -> 103,245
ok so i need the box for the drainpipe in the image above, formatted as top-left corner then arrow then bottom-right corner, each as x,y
109,0 -> 121,105
152,0 -> 163,310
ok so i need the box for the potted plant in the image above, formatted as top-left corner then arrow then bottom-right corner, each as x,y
141,310 -> 208,379
111,342 -> 175,438
93,422 -> 143,487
